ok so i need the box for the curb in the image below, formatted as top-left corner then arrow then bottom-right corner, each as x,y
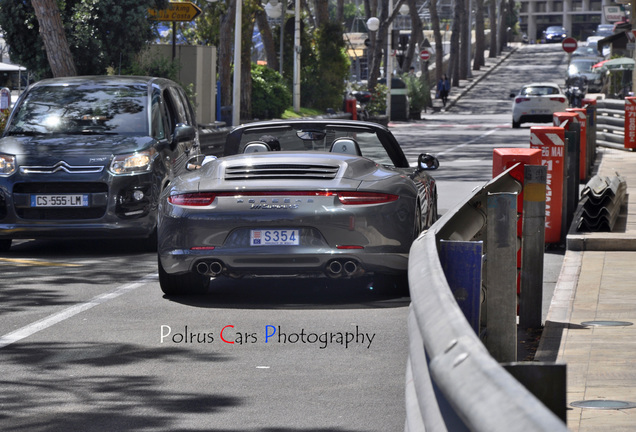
445,44 -> 521,110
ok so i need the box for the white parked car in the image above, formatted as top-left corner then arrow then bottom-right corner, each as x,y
510,82 -> 568,128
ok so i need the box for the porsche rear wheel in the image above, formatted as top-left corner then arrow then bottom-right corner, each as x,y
158,257 -> 210,296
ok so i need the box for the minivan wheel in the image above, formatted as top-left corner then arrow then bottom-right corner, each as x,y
158,257 -> 210,296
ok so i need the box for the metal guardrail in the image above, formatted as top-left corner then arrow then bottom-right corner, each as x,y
405,166 -> 568,432
596,98 -> 626,149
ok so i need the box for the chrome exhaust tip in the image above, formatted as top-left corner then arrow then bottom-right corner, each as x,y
327,260 -> 343,277
209,261 -> 223,277
196,261 -> 209,275
344,260 -> 358,275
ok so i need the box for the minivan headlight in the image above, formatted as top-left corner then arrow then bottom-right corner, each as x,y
110,149 -> 156,175
0,154 -> 16,176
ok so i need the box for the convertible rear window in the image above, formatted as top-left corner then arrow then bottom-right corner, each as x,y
6,84 -> 148,136
237,126 -> 395,166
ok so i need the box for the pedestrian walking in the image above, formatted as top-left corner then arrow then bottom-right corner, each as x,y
437,74 -> 450,107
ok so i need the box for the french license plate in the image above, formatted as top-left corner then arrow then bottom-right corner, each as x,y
30,194 -> 89,207
250,229 -> 299,246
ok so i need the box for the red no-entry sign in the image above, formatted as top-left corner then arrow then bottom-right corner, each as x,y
562,37 -> 578,53
420,49 -> 431,61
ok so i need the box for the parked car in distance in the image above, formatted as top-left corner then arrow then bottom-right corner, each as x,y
567,58 -> 603,93
0,76 -> 201,251
543,26 -> 567,43
595,24 -> 614,38
572,45 -> 602,60
157,119 -> 440,295
510,82 -> 568,128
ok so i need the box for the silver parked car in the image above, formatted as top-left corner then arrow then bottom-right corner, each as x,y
157,119 -> 439,295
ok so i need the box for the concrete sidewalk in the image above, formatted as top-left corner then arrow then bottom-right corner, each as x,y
536,146 -> 636,431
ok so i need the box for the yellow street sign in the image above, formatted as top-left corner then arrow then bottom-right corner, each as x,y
148,2 -> 202,22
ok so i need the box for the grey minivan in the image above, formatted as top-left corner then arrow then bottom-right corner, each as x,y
0,76 -> 201,251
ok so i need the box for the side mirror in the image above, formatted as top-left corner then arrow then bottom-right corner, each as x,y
418,153 -> 439,171
509,91 -> 517,98
174,123 -> 196,143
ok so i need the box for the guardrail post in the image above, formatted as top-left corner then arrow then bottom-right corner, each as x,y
530,126 -> 566,244
625,96 -> 636,150
492,148 -> 542,309
567,108 -> 588,182
519,165 -> 547,329
564,124 -> 580,232
582,98 -> 597,178
485,192 -> 517,362
553,113 -> 579,240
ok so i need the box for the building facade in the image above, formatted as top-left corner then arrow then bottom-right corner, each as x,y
518,0 -> 615,41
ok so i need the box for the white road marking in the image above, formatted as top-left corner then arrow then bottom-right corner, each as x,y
0,273 -> 158,349
436,128 -> 500,157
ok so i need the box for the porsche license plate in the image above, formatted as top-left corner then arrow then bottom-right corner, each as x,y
250,229 -> 299,246
31,194 -> 89,207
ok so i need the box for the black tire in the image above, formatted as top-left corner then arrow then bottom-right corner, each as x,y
428,190 -> 439,228
512,120 -> 521,128
0,239 -> 11,252
414,204 -> 423,239
158,257 -> 210,296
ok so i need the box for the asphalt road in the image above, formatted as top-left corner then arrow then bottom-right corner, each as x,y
0,43 -> 569,431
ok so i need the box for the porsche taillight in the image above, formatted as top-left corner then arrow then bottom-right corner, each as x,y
335,192 -> 399,205
550,97 -> 567,103
515,97 -> 531,103
168,191 -> 398,206
168,193 -> 216,206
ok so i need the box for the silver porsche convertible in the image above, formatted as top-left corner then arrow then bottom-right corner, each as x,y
157,120 -> 439,295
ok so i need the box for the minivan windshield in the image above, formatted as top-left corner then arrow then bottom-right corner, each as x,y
6,84 -> 148,136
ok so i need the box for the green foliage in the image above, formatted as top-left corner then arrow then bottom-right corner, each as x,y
0,109 -> 9,134
402,73 -> 431,111
366,84 -> 388,115
124,54 -> 181,81
251,63 -> 291,119
0,0 -> 168,78
301,23 -> 350,112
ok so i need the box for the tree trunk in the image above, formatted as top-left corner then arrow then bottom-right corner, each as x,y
255,8 -> 278,72
488,0 -> 497,57
429,0 -> 443,83
367,1 -> 386,91
498,0 -> 507,53
218,0 -> 235,107
449,0 -> 462,86
336,0 -> 345,24
460,0 -> 469,80
402,0 -> 421,74
473,0 -> 485,70
31,0 -> 76,77
314,0 -> 329,28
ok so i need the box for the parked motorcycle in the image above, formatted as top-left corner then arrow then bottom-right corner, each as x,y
351,90 -> 372,121
565,74 -> 588,108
